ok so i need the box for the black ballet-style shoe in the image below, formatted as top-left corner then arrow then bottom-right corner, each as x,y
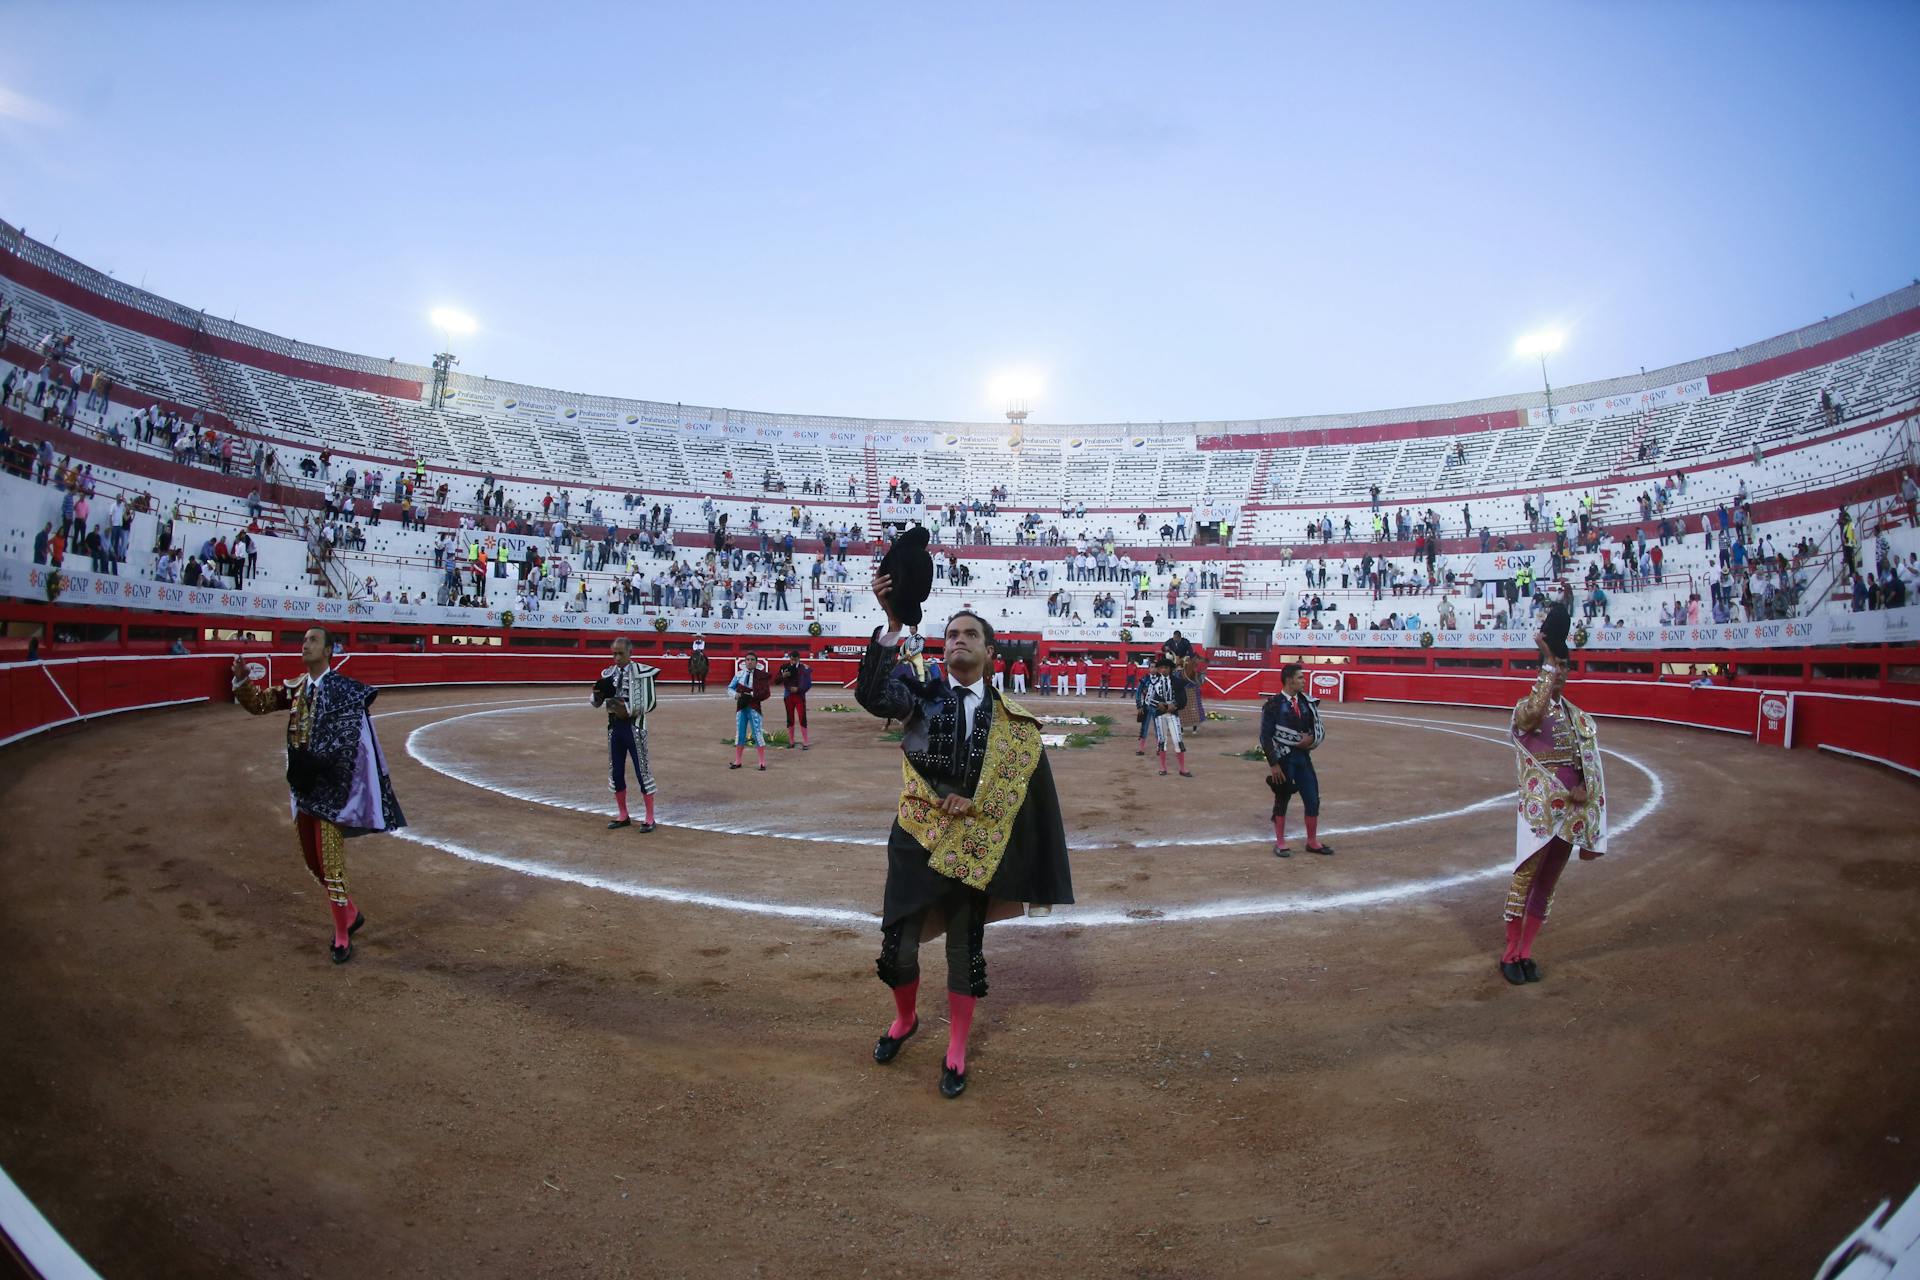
728,762 -> 743,770
608,817 -> 633,829
331,940 -> 353,965
349,911 -> 366,936
785,741 -> 795,749
758,764 -> 767,771
1273,844 -> 1292,858
939,1064 -> 968,1099
801,744 -> 809,751
1521,958 -> 1541,983
1306,843 -> 1335,855
1178,770 -> 1194,778
873,1017 -> 918,1064
1499,959 -> 1527,985
638,822 -> 656,834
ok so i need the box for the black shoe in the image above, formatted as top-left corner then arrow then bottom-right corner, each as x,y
1306,843 -> 1335,855
1273,843 -> 1292,858
331,940 -> 353,965
638,822 -> 656,834
757,764 -> 767,771
1499,959 -> 1527,985
785,742 -> 795,749
939,1063 -> 968,1099
728,762 -> 742,770
1521,958 -> 1541,983
349,911 -> 366,937
608,817 -> 632,829
873,1016 -> 918,1064
801,744 -> 809,751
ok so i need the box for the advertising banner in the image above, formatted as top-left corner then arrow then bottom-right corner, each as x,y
1525,375 -> 1711,427
1458,549 -> 1550,581
3,558 -> 1915,650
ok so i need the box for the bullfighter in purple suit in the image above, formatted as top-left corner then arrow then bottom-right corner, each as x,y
232,625 -> 405,964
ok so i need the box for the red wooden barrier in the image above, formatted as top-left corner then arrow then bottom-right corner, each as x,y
4,652 -> 1917,781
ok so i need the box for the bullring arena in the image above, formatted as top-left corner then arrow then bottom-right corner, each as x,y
3,68 -> 1920,1280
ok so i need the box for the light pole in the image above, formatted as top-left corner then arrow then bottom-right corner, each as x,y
1516,332 -> 1564,426
428,307 -> 477,411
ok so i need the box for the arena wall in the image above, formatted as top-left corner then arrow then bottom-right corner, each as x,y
6,646 -> 1917,777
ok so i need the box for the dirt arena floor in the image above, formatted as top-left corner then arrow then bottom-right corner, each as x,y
2,681 -> 1917,1279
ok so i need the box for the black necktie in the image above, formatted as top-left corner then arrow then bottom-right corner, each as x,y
951,686 -> 973,777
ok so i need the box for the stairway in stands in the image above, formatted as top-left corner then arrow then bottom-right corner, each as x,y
1215,451 -> 1272,600
1614,412 -> 1652,473
1220,508 -> 1260,599
862,444 -> 883,534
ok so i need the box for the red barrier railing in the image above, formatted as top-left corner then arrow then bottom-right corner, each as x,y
5,650 -> 1917,780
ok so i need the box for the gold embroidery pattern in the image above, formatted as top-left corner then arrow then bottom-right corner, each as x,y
896,697 -> 1043,889
317,818 -> 350,906
1513,700 -> 1605,847
1503,850 -> 1558,922
290,680 -> 316,750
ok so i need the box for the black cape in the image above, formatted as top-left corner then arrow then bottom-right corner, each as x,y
880,745 -> 1075,933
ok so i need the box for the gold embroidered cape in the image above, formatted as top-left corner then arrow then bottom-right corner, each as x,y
1510,695 -> 1609,869
896,692 -> 1044,889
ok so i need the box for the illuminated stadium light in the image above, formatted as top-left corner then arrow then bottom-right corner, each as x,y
987,367 -> 1045,427
429,307 -> 478,336
1515,331 -> 1565,425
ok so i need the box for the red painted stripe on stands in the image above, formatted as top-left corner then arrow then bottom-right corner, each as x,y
0,255 -> 423,400
1705,307 -> 1920,396
1195,409 -> 1525,451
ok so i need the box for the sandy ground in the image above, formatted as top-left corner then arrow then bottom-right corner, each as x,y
1,683 -> 1916,1279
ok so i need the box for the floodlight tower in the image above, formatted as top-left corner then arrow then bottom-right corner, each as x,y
1516,332 -> 1565,426
1005,400 -> 1029,449
429,307 -> 477,411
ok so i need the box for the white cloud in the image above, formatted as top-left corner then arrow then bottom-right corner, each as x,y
0,84 -> 61,125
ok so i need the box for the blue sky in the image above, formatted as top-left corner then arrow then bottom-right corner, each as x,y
2,1 -> 1915,425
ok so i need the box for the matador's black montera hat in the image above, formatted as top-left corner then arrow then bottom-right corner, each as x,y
877,525 -> 934,627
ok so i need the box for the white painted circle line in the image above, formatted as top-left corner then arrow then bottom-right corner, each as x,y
403,702 -> 1523,849
389,700 -> 1669,928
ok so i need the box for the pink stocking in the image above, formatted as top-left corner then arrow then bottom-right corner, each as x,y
642,793 -> 655,824
946,992 -> 977,1073
1502,918 -> 1524,963
327,900 -> 355,947
888,978 -> 919,1038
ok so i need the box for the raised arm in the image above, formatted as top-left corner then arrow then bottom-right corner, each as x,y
1514,662 -> 1555,735
855,573 -> 916,723
231,655 -> 290,716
